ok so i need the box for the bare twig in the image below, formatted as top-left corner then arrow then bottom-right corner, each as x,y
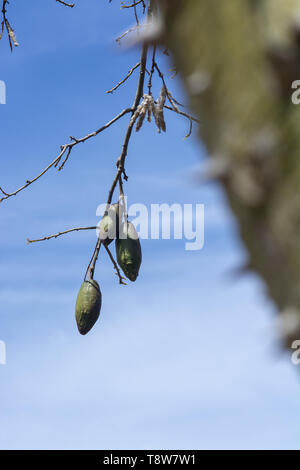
148,44 -> 157,95
185,118 -> 193,139
116,25 -> 141,44
106,62 -> 140,94
163,104 -> 198,138
56,0 -> 75,7
104,244 -> 127,285
0,108 -> 132,203
121,0 -> 146,27
121,0 -> 145,9
133,3 -> 139,26
163,104 -> 199,124
27,226 -> 97,244
154,63 -> 185,111
1,0 -> 75,51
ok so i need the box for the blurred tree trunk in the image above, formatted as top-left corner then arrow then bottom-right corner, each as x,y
159,0 -> 300,347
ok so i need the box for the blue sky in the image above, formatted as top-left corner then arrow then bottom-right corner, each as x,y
0,0 -> 299,450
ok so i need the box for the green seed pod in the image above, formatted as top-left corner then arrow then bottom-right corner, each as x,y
98,203 -> 119,246
75,280 -> 102,335
116,222 -> 142,282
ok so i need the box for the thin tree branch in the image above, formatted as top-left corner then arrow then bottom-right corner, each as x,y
104,244 -> 127,285
1,0 -> 75,51
56,0 -> 75,7
106,62 -> 140,94
163,104 -> 199,123
116,25 -> 141,44
185,118 -> 193,139
0,108 -> 132,203
148,44 -> 157,95
154,62 -> 185,110
121,0 -> 145,9
27,226 -> 97,244
133,3 -> 139,26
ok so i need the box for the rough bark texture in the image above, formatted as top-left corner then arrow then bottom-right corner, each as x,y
159,0 -> 300,347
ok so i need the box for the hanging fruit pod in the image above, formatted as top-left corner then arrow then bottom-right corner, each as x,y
116,221 -> 142,282
75,280 -> 102,335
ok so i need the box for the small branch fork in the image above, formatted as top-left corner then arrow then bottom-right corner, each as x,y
0,108 -> 132,203
104,244 -> 127,285
116,0 -> 146,42
163,105 -> 198,139
121,1 -> 146,12
0,0 -> 75,51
